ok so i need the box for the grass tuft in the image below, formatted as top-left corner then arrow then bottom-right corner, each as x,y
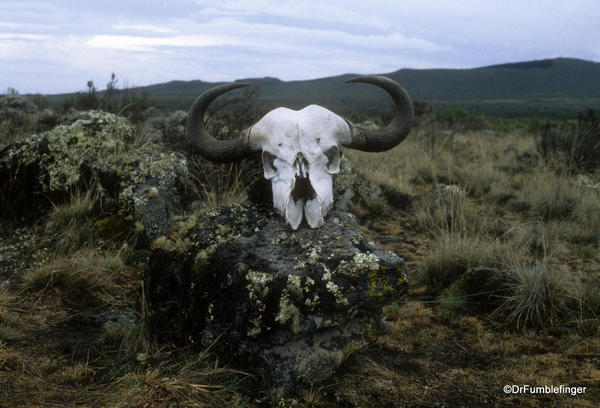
22,250 -> 136,305
517,170 -> 579,220
498,259 -> 579,329
46,188 -> 99,252
418,234 -> 497,294
190,158 -> 249,208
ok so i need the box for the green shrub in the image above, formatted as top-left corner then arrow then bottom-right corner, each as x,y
435,108 -> 486,131
439,284 -> 467,320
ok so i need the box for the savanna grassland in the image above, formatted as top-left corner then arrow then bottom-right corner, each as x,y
1,94 -> 600,407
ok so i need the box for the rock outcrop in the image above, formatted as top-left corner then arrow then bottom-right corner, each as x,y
0,111 -> 195,240
145,204 -> 408,392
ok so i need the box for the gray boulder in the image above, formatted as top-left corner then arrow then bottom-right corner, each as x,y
145,204 -> 408,392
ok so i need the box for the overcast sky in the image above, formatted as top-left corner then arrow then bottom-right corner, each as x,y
1,0 -> 599,94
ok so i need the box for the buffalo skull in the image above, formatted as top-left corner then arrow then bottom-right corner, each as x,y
187,76 -> 413,230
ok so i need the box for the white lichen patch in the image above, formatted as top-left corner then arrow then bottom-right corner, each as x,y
286,274 -> 302,296
207,303 -> 214,321
306,245 -> 321,263
321,268 -> 348,306
247,316 -> 262,337
304,293 -> 319,309
352,252 -> 380,271
152,236 -> 174,251
146,187 -> 159,198
276,292 -> 301,333
325,281 -> 348,306
334,252 -> 380,276
245,270 -> 275,335
246,270 -> 274,305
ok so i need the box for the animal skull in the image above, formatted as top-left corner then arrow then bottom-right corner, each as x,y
250,105 -> 349,229
187,76 -> 414,230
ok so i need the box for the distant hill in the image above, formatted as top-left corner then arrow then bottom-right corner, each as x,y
53,58 -> 600,118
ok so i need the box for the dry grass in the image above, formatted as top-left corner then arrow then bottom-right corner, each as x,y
189,158 -> 250,208
344,140 -> 417,196
572,188 -> 600,244
46,188 -> 99,252
517,169 -> 580,220
22,249 -> 136,306
106,351 -> 252,408
497,258 -> 581,329
417,234 -> 497,293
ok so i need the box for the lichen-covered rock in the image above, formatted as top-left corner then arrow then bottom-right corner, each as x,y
0,111 -> 196,240
145,204 -> 408,392
332,155 -> 382,211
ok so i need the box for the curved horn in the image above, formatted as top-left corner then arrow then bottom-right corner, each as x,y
187,82 -> 254,162
343,75 -> 414,152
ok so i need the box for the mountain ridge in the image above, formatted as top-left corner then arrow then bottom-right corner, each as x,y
53,57 -> 600,117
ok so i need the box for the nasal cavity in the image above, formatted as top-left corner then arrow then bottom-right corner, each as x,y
293,153 -> 310,179
291,153 -> 316,202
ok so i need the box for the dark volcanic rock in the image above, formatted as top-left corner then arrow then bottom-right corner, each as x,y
145,204 -> 408,392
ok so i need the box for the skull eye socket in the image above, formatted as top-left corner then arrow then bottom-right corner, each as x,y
324,145 -> 341,174
262,150 -> 278,179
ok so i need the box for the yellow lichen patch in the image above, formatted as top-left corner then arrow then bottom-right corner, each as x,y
151,236 -> 175,251
194,243 -> 217,266
368,266 -> 405,298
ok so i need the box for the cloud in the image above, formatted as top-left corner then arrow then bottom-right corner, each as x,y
0,33 -> 49,41
112,24 -> 177,34
87,34 -> 244,51
89,17 -> 447,55
195,0 -> 393,30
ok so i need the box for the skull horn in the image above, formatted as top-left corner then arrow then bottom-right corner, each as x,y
187,82 -> 255,162
343,75 -> 414,152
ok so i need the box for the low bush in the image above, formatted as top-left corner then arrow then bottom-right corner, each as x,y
535,109 -> 600,172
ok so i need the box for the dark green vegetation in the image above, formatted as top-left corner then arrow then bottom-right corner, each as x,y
38,57 -> 600,118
